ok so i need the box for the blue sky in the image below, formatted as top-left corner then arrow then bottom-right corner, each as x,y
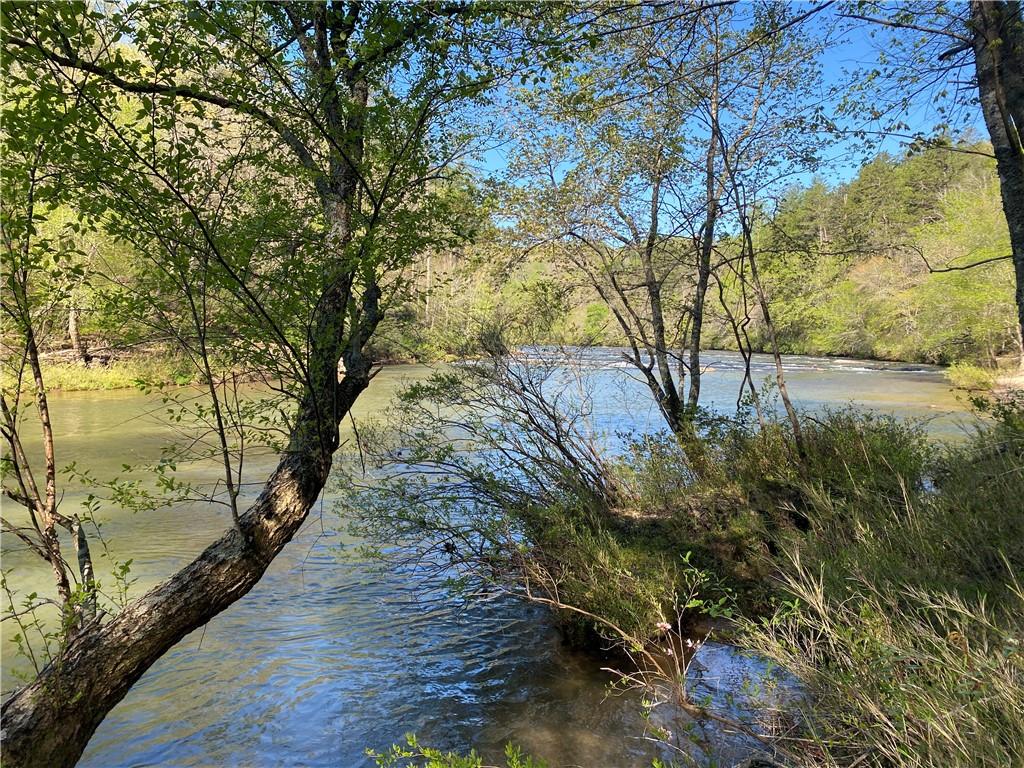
467,3 -> 986,194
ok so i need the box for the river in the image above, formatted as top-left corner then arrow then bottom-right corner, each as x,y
1,351 -> 971,767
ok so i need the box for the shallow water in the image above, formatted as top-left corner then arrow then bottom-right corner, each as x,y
1,353 -> 970,767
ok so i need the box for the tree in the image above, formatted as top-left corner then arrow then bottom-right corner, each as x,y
754,142 -> 1016,364
0,3 -> 545,764
841,0 -> 1024,358
2,138 -> 99,644
510,1 -> 825,450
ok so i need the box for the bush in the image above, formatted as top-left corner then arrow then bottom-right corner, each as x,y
370,735 -> 546,768
945,361 -> 997,391
740,394 -> 1024,767
350,345 -> 1024,766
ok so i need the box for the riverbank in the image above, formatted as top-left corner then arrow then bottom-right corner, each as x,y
26,358 -> 195,391
998,367 -> 1024,392
349,352 -> 1024,766
24,343 -> 987,394
26,348 -> 437,392
526,395 -> 1024,766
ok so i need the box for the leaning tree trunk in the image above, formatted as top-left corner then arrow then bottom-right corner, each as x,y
0,7 -> 391,765
972,1 -> 1024,359
0,278 -> 378,768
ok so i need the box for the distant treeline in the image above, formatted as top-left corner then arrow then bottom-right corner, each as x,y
374,143 -> 1018,367
41,144 -> 1017,372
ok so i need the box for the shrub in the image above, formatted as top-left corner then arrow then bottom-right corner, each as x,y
945,361 -> 997,391
370,735 -> 546,768
740,394 -> 1024,767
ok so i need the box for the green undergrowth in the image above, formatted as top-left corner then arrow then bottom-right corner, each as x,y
350,358 -> 1023,765
369,735 -> 546,768
735,393 -> 1024,767
521,395 -> 1024,765
537,405 -> 938,647
3,356 -> 198,392
945,361 -> 999,392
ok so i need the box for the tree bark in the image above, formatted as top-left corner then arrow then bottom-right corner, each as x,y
971,1 -> 1024,357
746,239 -> 804,457
688,187 -> 718,410
0,359 -> 373,768
67,304 -> 90,365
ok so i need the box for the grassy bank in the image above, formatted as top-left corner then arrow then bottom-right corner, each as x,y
531,397 -> 1024,766
350,362 -> 1024,766
733,396 -> 1024,767
25,357 -> 198,392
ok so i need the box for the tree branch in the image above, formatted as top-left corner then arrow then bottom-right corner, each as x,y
841,13 -> 972,45
4,32 -> 325,190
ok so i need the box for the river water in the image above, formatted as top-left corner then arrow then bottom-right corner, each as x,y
1,351 -> 970,767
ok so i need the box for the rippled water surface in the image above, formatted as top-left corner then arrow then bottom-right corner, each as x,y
1,352 -> 970,766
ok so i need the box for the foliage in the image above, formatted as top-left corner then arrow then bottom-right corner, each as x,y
370,142 -> 1018,370
759,145 -> 1018,365
369,734 -> 546,768
945,361 -> 998,392
739,393 -> 1024,767
2,2 -> 1022,764
345,344 -> 941,643
1,6 -> 570,762
342,347 -> 735,643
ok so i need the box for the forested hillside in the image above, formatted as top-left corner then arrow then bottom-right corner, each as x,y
761,143 -> 1017,363
376,142 -> 1017,367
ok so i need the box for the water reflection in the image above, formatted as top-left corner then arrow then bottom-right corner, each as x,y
81,524 -> 657,767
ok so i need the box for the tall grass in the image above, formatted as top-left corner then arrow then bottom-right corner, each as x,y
740,395 -> 1024,768
0,357 -> 198,392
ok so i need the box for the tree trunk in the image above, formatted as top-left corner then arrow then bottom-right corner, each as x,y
745,232 -> 804,457
687,62 -> 720,410
640,167 -> 686,434
0,365 -> 373,768
425,252 -> 433,328
67,304 -> 90,365
688,201 -> 717,410
971,1 -> 1024,360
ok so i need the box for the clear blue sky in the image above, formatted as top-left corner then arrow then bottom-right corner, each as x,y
467,3 -> 986,195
